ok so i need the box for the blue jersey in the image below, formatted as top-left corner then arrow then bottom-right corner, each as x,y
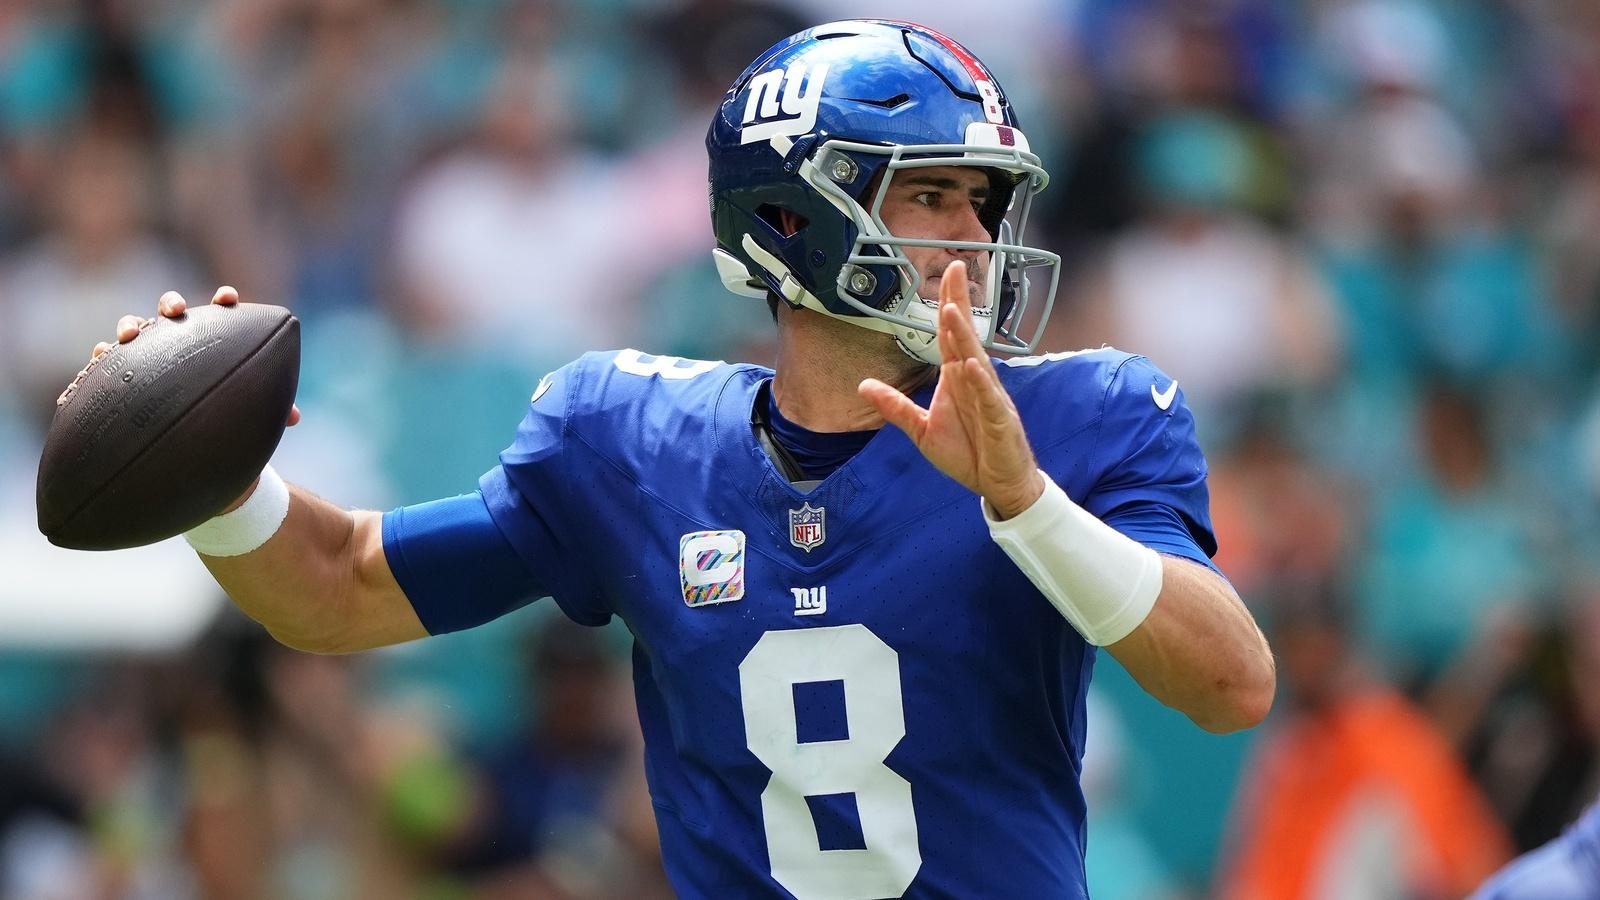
383,348 -> 1218,899
1471,801 -> 1600,900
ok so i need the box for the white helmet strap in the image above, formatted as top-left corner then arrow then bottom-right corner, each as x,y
733,234 -> 991,365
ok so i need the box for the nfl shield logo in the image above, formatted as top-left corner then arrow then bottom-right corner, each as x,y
789,502 -> 826,553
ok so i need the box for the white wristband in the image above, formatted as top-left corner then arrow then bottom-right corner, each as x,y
184,464 -> 291,557
984,471 -> 1163,646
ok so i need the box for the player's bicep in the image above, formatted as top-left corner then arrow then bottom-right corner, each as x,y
381,491 -> 548,635
478,464 -> 609,625
1100,501 -> 1221,575
1085,356 -> 1219,562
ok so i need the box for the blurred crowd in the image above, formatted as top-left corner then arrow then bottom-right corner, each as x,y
2,0 -> 1599,897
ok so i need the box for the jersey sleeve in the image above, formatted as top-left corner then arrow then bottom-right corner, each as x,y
384,360 -> 610,631
478,360 -> 611,625
1082,356 -> 1220,572
382,492 -> 547,634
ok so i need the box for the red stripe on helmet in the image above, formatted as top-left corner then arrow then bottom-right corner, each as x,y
867,19 -> 994,86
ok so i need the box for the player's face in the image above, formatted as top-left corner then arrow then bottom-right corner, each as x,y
877,165 -> 994,307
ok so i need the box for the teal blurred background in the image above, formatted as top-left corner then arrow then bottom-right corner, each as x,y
2,1 -> 1598,897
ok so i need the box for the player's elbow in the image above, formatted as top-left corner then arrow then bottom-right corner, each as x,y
1196,690 -> 1273,734
263,625 -> 326,654
1195,656 -> 1277,734
262,624 -> 358,655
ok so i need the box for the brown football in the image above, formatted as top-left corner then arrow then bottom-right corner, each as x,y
36,303 -> 300,550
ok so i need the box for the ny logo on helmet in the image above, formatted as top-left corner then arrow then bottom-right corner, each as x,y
740,62 -> 829,146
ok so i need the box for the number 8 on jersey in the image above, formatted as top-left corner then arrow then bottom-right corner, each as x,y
739,625 -> 921,899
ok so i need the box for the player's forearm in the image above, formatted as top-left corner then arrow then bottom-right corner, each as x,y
983,474 -> 1273,729
1106,557 -> 1275,733
196,486 -> 427,654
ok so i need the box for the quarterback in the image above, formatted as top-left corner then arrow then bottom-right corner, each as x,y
96,20 -> 1274,898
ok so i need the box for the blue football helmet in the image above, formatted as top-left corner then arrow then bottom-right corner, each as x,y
707,19 -> 1060,364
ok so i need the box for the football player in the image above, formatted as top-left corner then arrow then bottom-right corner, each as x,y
97,20 -> 1274,898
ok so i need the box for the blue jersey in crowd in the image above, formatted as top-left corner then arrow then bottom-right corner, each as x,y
381,347 -> 1217,899
1471,800 -> 1600,900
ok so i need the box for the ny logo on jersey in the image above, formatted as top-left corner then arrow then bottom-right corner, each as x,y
791,586 -> 827,617
679,530 -> 746,607
789,502 -> 826,552
740,62 -> 829,145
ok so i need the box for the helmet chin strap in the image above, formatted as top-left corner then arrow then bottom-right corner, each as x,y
897,256 -> 1001,364
736,234 -> 993,365
893,295 -> 993,364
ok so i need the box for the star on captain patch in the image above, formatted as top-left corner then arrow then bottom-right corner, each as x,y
788,502 -> 826,553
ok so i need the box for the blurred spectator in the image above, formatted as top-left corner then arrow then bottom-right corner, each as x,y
1445,588 -> 1600,853
1218,582 -> 1513,900
0,127 -> 202,427
1525,10 -> 1600,351
446,617 -> 669,899
1304,2 -> 1570,403
1357,380 -> 1547,684
1042,0 -> 1297,252
1072,0 -> 1294,120
1206,410 -> 1353,603
1051,111 -> 1341,423
255,97 -> 385,316
36,661 -> 193,898
644,0 -> 809,112
173,617 -> 390,899
1537,105 -> 1600,349
1575,595 -> 1600,803
388,49 -> 626,357
0,753 -> 91,900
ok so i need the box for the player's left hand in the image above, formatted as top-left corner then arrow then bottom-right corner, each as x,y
860,260 -> 1046,520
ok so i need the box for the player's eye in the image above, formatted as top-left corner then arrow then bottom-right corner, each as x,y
913,191 -> 940,208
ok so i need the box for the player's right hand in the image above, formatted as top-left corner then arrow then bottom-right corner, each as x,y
84,286 -> 302,427
859,260 -> 1044,520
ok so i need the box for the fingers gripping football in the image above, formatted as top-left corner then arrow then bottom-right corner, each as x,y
74,286 -> 300,427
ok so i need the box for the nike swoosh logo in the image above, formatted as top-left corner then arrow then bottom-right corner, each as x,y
1151,380 -> 1178,411
531,373 -> 555,403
